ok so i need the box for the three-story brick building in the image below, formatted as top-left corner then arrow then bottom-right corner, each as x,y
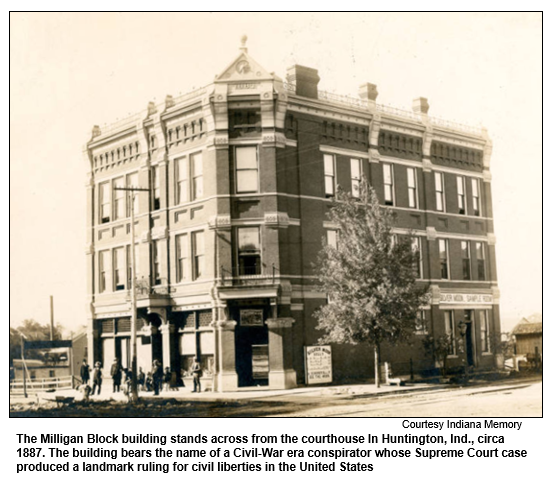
84,40 -> 501,391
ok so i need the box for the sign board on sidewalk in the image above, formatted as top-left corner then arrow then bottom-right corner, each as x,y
304,345 -> 333,385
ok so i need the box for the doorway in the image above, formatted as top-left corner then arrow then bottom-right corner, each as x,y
234,307 -> 269,387
464,310 -> 475,367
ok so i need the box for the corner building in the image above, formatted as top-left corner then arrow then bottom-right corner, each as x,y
84,42 -> 501,391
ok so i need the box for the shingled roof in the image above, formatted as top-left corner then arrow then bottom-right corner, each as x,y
513,322 -> 542,335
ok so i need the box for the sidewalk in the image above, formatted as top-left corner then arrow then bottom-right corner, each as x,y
11,376 -> 540,408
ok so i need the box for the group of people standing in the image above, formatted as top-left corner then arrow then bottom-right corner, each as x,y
80,357 -> 204,395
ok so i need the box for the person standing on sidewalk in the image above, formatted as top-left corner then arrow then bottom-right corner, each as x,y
80,359 -> 90,385
92,362 -> 102,395
152,360 -> 163,395
110,358 -> 122,393
191,358 -> 202,393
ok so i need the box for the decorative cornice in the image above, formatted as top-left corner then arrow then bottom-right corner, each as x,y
264,212 -> 290,229
208,214 -> 232,231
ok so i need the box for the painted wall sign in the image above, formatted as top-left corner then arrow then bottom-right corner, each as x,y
240,309 -> 264,327
440,293 -> 493,305
305,345 -> 333,385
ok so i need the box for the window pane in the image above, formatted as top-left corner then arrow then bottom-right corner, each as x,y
325,176 -> 335,196
407,168 -> 415,188
177,234 -> 188,282
236,147 -> 257,170
383,164 -> 392,184
350,159 -> 361,180
324,154 -> 334,176
176,157 -> 188,203
439,239 -> 446,257
152,166 -> 160,210
326,230 -> 338,249
193,231 -> 205,279
114,248 -> 125,290
192,153 -> 203,199
435,172 -> 442,191
113,178 -> 125,219
385,185 -> 393,203
237,170 -> 258,193
471,178 -> 479,196
238,228 -> 260,251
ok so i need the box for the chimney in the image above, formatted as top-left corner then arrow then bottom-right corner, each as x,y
286,65 -> 320,99
412,97 -> 429,114
359,83 -> 379,102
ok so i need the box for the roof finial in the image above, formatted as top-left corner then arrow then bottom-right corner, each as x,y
240,34 -> 248,53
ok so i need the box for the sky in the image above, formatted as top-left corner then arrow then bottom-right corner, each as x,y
9,12 -> 542,333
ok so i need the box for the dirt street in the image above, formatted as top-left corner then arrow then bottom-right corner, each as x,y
10,379 -> 542,418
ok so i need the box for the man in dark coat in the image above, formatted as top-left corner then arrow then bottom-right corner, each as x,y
152,360 -> 163,396
110,358 -> 122,393
80,359 -> 90,385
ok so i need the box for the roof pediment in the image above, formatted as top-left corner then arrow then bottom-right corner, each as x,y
215,50 -> 274,84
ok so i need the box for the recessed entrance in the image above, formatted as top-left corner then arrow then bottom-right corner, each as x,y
234,307 -> 269,387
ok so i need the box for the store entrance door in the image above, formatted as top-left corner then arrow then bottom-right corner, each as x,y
235,308 -> 269,387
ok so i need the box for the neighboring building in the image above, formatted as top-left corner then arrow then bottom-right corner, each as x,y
83,38 -> 501,390
513,316 -> 542,362
13,358 -> 69,383
11,333 -> 88,388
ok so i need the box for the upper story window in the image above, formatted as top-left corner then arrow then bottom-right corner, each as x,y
175,157 -> 188,204
439,239 -> 450,279
415,310 -> 427,335
191,152 -> 203,200
176,234 -> 188,283
152,166 -> 160,211
383,164 -> 394,206
461,241 -> 471,280
476,242 -> 486,281
457,176 -> 467,215
235,146 -> 259,194
407,167 -> 418,209
326,229 -> 338,249
99,250 -> 109,293
237,227 -> 261,276
113,247 -> 125,291
99,182 -> 111,224
113,177 -> 125,220
350,158 -> 361,198
152,240 -> 162,286
412,236 -> 422,279
192,231 -> 205,280
471,178 -> 481,216
324,154 -> 336,198
434,172 -> 445,212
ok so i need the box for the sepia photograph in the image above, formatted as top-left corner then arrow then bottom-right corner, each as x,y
9,12 -> 542,418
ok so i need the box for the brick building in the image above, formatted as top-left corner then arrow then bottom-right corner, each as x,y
84,40 -> 501,391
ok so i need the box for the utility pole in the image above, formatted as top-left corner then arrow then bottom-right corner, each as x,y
114,186 -> 150,404
15,329 -> 28,398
